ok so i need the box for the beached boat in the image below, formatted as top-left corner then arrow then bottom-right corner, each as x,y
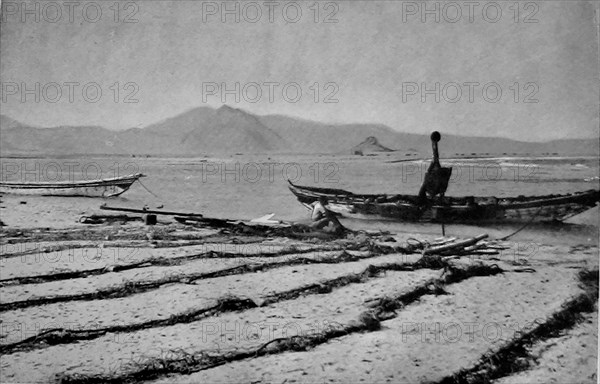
0,173 -> 144,197
288,182 -> 600,224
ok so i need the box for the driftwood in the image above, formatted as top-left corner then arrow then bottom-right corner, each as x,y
431,237 -> 458,246
174,216 -> 351,240
79,214 -> 142,224
423,234 -> 489,256
174,216 -> 248,228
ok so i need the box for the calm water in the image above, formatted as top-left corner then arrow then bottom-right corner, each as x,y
1,154 -> 598,245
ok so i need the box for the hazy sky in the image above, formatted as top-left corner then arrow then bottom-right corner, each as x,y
1,0 -> 598,141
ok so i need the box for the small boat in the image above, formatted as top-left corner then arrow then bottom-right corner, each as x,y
288,181 -> 600,224
0,173 -> 145,197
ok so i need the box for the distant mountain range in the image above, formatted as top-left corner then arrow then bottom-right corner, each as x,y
1,106 -> 598,156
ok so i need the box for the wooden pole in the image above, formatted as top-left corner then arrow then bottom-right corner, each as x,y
100,204 -> 203,217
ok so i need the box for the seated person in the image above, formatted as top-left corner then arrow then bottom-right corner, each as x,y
309,197 -> 345,234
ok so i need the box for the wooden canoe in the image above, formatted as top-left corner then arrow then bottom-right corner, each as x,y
0,173 -> 144,197
288,180 -> 600,224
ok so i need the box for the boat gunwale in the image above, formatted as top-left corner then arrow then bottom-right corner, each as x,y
287,180 -> 600,209
0,173 -> 145,189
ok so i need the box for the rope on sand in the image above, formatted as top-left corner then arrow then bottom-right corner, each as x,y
137,178 -> 162,200
498,206 -> 544,241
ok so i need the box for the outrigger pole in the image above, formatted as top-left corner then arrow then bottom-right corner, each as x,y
99,203 -> 204,217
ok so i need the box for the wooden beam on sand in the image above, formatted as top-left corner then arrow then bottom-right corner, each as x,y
99,204 -> 203,217
423,234 -> 489,255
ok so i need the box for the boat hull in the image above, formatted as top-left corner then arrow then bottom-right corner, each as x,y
0,174 -> 143,197
288,181 -> 600,224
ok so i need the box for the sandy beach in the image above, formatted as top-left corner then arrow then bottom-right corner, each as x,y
1,194 -> 597,384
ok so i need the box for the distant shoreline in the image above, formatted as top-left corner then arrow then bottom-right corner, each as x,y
1,153 -> 598,161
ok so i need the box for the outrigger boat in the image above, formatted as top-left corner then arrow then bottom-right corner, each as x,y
288,133 -> 600,224
0,173 -> 145,197
288,181 -> 599,224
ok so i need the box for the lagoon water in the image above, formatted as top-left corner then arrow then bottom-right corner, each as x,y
1,153 -> 598,245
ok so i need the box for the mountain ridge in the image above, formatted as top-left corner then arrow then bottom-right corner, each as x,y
1,107 -> 598,156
